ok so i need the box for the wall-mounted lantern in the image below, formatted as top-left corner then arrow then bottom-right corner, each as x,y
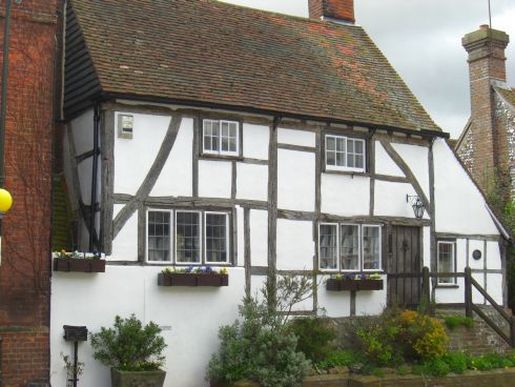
406,194 -> 425,219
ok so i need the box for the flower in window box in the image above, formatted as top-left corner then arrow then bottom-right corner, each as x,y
53,250 -> 106,273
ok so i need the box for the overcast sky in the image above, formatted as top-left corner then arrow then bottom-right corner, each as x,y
220,0 -> 515,138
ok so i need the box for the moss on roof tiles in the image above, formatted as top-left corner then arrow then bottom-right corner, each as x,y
69,0 -> 440,132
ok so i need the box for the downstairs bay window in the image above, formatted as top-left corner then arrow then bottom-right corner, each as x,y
319,223 -> 381,271
147,209 -> 230,264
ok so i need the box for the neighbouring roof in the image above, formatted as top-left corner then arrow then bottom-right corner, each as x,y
66,0 -> 440,132
496,87 -> 515,108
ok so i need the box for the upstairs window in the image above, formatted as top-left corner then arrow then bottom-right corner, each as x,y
319,223 -> 381,271
203,119 -> 239,156
325,134 -> 366,172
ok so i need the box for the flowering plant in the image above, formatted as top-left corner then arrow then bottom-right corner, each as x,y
53,249 -> 103,260
330,272 -> 382,280
161,266 -> 228,275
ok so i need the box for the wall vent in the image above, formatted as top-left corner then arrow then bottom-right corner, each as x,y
117,113 -> 134,139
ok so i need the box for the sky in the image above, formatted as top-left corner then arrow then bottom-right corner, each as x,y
220,0 -> 515,139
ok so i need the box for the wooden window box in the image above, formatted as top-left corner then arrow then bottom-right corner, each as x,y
53,258 -> 106,273
326,279 -> 382,291
157,272 -> 229,287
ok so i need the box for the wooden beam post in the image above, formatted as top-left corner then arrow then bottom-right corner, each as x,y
464,266 -> 473,318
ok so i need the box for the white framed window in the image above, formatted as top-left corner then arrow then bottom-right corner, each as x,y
318,223 -> 381,271
205,212 -> 230,264
147,210 -> 172,262
437,241 -> 456,285
203,119 -> 239,156
176,211 -> 202,264
325,134 -> 366,172
319,223 -> 338,270
340,224 -> 360,271
362,225 -> 381,271
146,208 -> 231,265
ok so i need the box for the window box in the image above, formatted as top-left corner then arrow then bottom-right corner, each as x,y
357,279 -> 383,291
326,278 -> 383,291
157,272 -> 228,287
53,257 -> 106,273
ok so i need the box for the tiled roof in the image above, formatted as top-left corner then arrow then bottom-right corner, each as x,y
496,87 -> 515,108
69,0 -> 440,132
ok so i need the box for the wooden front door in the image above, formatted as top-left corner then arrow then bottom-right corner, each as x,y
387,225 -> 422,307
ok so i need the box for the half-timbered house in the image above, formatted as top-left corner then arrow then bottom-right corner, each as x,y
52,0 -> 509,386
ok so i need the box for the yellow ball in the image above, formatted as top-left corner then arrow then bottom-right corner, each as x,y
0,188 -> 13,214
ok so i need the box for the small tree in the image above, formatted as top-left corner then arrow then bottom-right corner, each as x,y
208,274 -> 313,386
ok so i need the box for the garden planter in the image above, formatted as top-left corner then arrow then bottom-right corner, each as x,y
111,368 -> 166,387
157,272 -> 229,287
53,257 -> 106,273
326,279 -> 382,291
326,279 -> 358,291
357,279 -> 383,291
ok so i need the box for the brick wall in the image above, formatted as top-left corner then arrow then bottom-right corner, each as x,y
0,1 -> 61,386
308,0 -> 355,23
458,26 -> 510,195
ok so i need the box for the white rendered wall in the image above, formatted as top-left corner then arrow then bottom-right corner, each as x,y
276,219 -> 314,270
110,204 -> 138,261
242,123 -> 269,160
50,266 -> 245,387
355,280 -> 387,316
277,150 -> 315,212
374,141 -> 404,177
392,143 -> 430,198
250,210 -> 268,267
236,206 -> 245,267
198,160 -> 232,198
236,163 -> 268,201
374,181 -> 418,218
433,139 -> 498,235
114,113 -> 171,195
318,275 -> 352,318
321,174 -> 370,216
278,128 -> 316,147
150,118 -> 194,197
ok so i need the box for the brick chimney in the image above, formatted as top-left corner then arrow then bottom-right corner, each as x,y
308,0 -> 355,24
462,25 -> 510,188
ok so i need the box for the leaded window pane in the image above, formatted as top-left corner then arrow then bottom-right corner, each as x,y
206,213 -> 228,263
320,224 -> 337,270
176,212 -> 200,263
363,226 -> 380,270
148,211 -> 171,262
340,225 -> 359,270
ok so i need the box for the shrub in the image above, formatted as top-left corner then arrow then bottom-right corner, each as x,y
208,276 -> 312,387
443,315 -> 474,330
397,310 -> 449,360
442,351 -> 468,374
316,350 -> 363,370
90,314 -> 166,371
287,317 -> 336,363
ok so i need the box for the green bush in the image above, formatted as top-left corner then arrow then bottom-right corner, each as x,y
287,317 -> 336,363
316,350 -> 363,370
208,296 -> 310,387
442,352 -> 468,374
90,314 -> 166,371
443,316 -> 474,330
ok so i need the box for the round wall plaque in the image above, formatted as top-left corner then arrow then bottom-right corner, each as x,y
472,249 -> 482,260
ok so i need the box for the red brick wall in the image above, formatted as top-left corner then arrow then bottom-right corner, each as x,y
0,1 -> 61,386
309,0 -> 355,23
